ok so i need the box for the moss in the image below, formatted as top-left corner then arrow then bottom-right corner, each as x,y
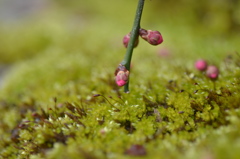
1,0 -> 240,159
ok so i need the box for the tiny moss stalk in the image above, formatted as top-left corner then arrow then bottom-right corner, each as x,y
121,0 -> 145,93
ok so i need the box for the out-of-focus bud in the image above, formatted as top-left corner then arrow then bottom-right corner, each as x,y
206,65 -> 219,79
123,33 -> 139,48
115,64 -> 129,87
157,47 -> 171,58
139,28 -> 163,45
195,59 -> 208,71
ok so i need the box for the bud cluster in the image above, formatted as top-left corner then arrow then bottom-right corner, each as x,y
195,59 -> 219,80
122,28 -> 163,48
115,64 -> 130,87
118,28 -> 163,88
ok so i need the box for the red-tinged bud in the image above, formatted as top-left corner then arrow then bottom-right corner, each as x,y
115,64 -> 129,87
147,30 -> 163,45
206,65 -> 219,79
139,28 -> 163,45
123,33 -> 139,48
139,28 -> 148,40
195,59 -> 208,71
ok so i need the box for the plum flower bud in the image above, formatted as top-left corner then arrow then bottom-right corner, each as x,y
195,59 -> 208,71
115,64 -> 129,87
139,28 -> 163,45
123,33 -> 139,48
157,47 -> 171,57
206,65 -> 219,79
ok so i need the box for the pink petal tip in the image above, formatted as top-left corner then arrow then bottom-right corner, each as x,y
116,80 -> 126,87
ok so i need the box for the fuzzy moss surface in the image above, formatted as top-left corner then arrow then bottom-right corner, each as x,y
1,1 -> 240,159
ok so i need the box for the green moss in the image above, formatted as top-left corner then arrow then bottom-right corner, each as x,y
1,0 -> 240,159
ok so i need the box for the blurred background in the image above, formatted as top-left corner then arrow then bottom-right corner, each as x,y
0,0 -> 240,97
0,0 -> 239,63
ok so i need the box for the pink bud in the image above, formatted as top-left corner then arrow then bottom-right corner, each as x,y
116,79 -> 126,87
195,59 -> 208,71
206,65 -> 219,79
115,64 -> 129,87
139,28 -> 163,45
122,33 -> 139,48
147,30 -> 163,45
157,47 -> 171,57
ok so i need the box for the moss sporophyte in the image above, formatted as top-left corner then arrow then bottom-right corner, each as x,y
115,0 -> 163,93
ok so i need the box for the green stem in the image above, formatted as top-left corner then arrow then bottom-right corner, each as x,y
121,0 -> 145,93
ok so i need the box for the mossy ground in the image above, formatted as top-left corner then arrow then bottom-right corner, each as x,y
1,0 -> 240,159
